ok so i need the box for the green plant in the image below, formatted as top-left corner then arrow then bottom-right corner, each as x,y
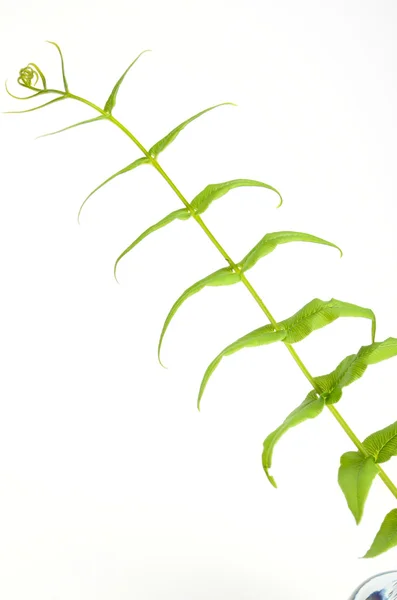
5,41 -> 397,559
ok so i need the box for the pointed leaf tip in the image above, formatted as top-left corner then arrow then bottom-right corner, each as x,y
158,357 -> 168,370
264,468 -> 277,488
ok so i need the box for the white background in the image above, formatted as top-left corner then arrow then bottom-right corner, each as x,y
1,1 -> 397,598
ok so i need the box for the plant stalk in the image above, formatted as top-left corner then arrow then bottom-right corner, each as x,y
66,91 -> 397,502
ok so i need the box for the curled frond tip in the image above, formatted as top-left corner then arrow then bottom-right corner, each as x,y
17,62 -> 47,92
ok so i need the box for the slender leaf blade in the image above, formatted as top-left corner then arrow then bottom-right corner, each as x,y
104,49 -> 150,114
158,267 -> 240,366
78,157 -> 149,221
363,421 -> 397,464
191,179 -> 283,214
278,298 -> 376,344
262,391 -> 325,488
364,509 -> 397,558
239,231 -> 342,273
114,208 -> 190,280
338,451 -> 378,524
3,95 -> 66,114
197,327 -> 286,410
148,102 -> 236,158
36,115 -> 106,139
46,41 -> 69,92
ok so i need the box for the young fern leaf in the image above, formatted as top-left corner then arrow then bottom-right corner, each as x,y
46,41 -> 69,92
262,390 -> 325,487
158,267 -> 239,367
148,102 -> 236,158
6,41 -> 397,561
36,115 -> 106,139
114,208 -> 190,280
277,298 -> 376,345
338,451 -> 378,524
191,179 -> 283,213
363,420 -> 397,463
104,49 -> 151,114
78,157 -> 150,221
239,231 -> 342,272
363,509 -> 397,558
197,327 -> 287,409
158,232 -> 342,365
315,337 -> 397,405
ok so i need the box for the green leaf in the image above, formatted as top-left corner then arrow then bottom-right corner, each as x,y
78,157 -> 149,221
262,390 -> 325,488
36,115 -> 106,139
158,267 -> 240,366
197,327 -> 286,410
364,509 -> 397,558
104,49 -> 150,114
46,41 -> 69,92
3,95 -> 66,114
338,452 -> 378,524
148,102 -> 236,158
114,208 -> 190,280
239,231 -> 342,272
315,337 -> 397,405
277,298 -> 376,345
190,179 -> 283,214
363,420 -> 397,464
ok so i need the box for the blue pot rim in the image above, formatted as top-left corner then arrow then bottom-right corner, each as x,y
350,570 -> 397,599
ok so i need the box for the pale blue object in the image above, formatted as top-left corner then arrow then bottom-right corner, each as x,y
349,571 -> 397,600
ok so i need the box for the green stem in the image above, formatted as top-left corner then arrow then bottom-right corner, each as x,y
67,91 -> 397,502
